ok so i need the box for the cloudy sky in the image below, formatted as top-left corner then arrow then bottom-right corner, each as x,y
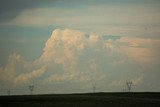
0,0 -> 160,95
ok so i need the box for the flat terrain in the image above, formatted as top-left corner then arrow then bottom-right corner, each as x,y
0,92 -> 160,107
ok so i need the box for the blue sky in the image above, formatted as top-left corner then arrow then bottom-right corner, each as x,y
0,0 -> 160,95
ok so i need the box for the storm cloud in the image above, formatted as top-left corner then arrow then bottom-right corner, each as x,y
0,28 -> 159,95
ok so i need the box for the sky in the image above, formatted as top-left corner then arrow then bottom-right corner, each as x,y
0,0 -> 160,95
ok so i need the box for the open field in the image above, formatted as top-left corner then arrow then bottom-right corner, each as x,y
0,92 -> 160,107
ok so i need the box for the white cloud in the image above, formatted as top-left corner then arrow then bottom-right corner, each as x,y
131,75 -> 144,86
14,67 -> 46,85
106,36 -> 160,64
0,53 -> 23,87
1,5 -> 159,38
0,28 -> 160,94
40,28 -> 86,66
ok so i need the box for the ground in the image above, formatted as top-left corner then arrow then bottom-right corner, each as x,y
0,92 -> 160,107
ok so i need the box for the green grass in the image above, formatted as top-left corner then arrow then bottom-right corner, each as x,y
0,92 -> 160,107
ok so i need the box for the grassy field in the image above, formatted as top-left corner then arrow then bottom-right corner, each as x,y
0,92 -> 160,107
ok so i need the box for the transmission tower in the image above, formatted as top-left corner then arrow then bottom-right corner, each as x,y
7,89 -> 10,95
92,85 -> 96,93
126,81 -> 132,92
29,84 -> 34,95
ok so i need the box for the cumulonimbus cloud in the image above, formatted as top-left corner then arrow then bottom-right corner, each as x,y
14,67 -> 46,85
0,28 -> 159,93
